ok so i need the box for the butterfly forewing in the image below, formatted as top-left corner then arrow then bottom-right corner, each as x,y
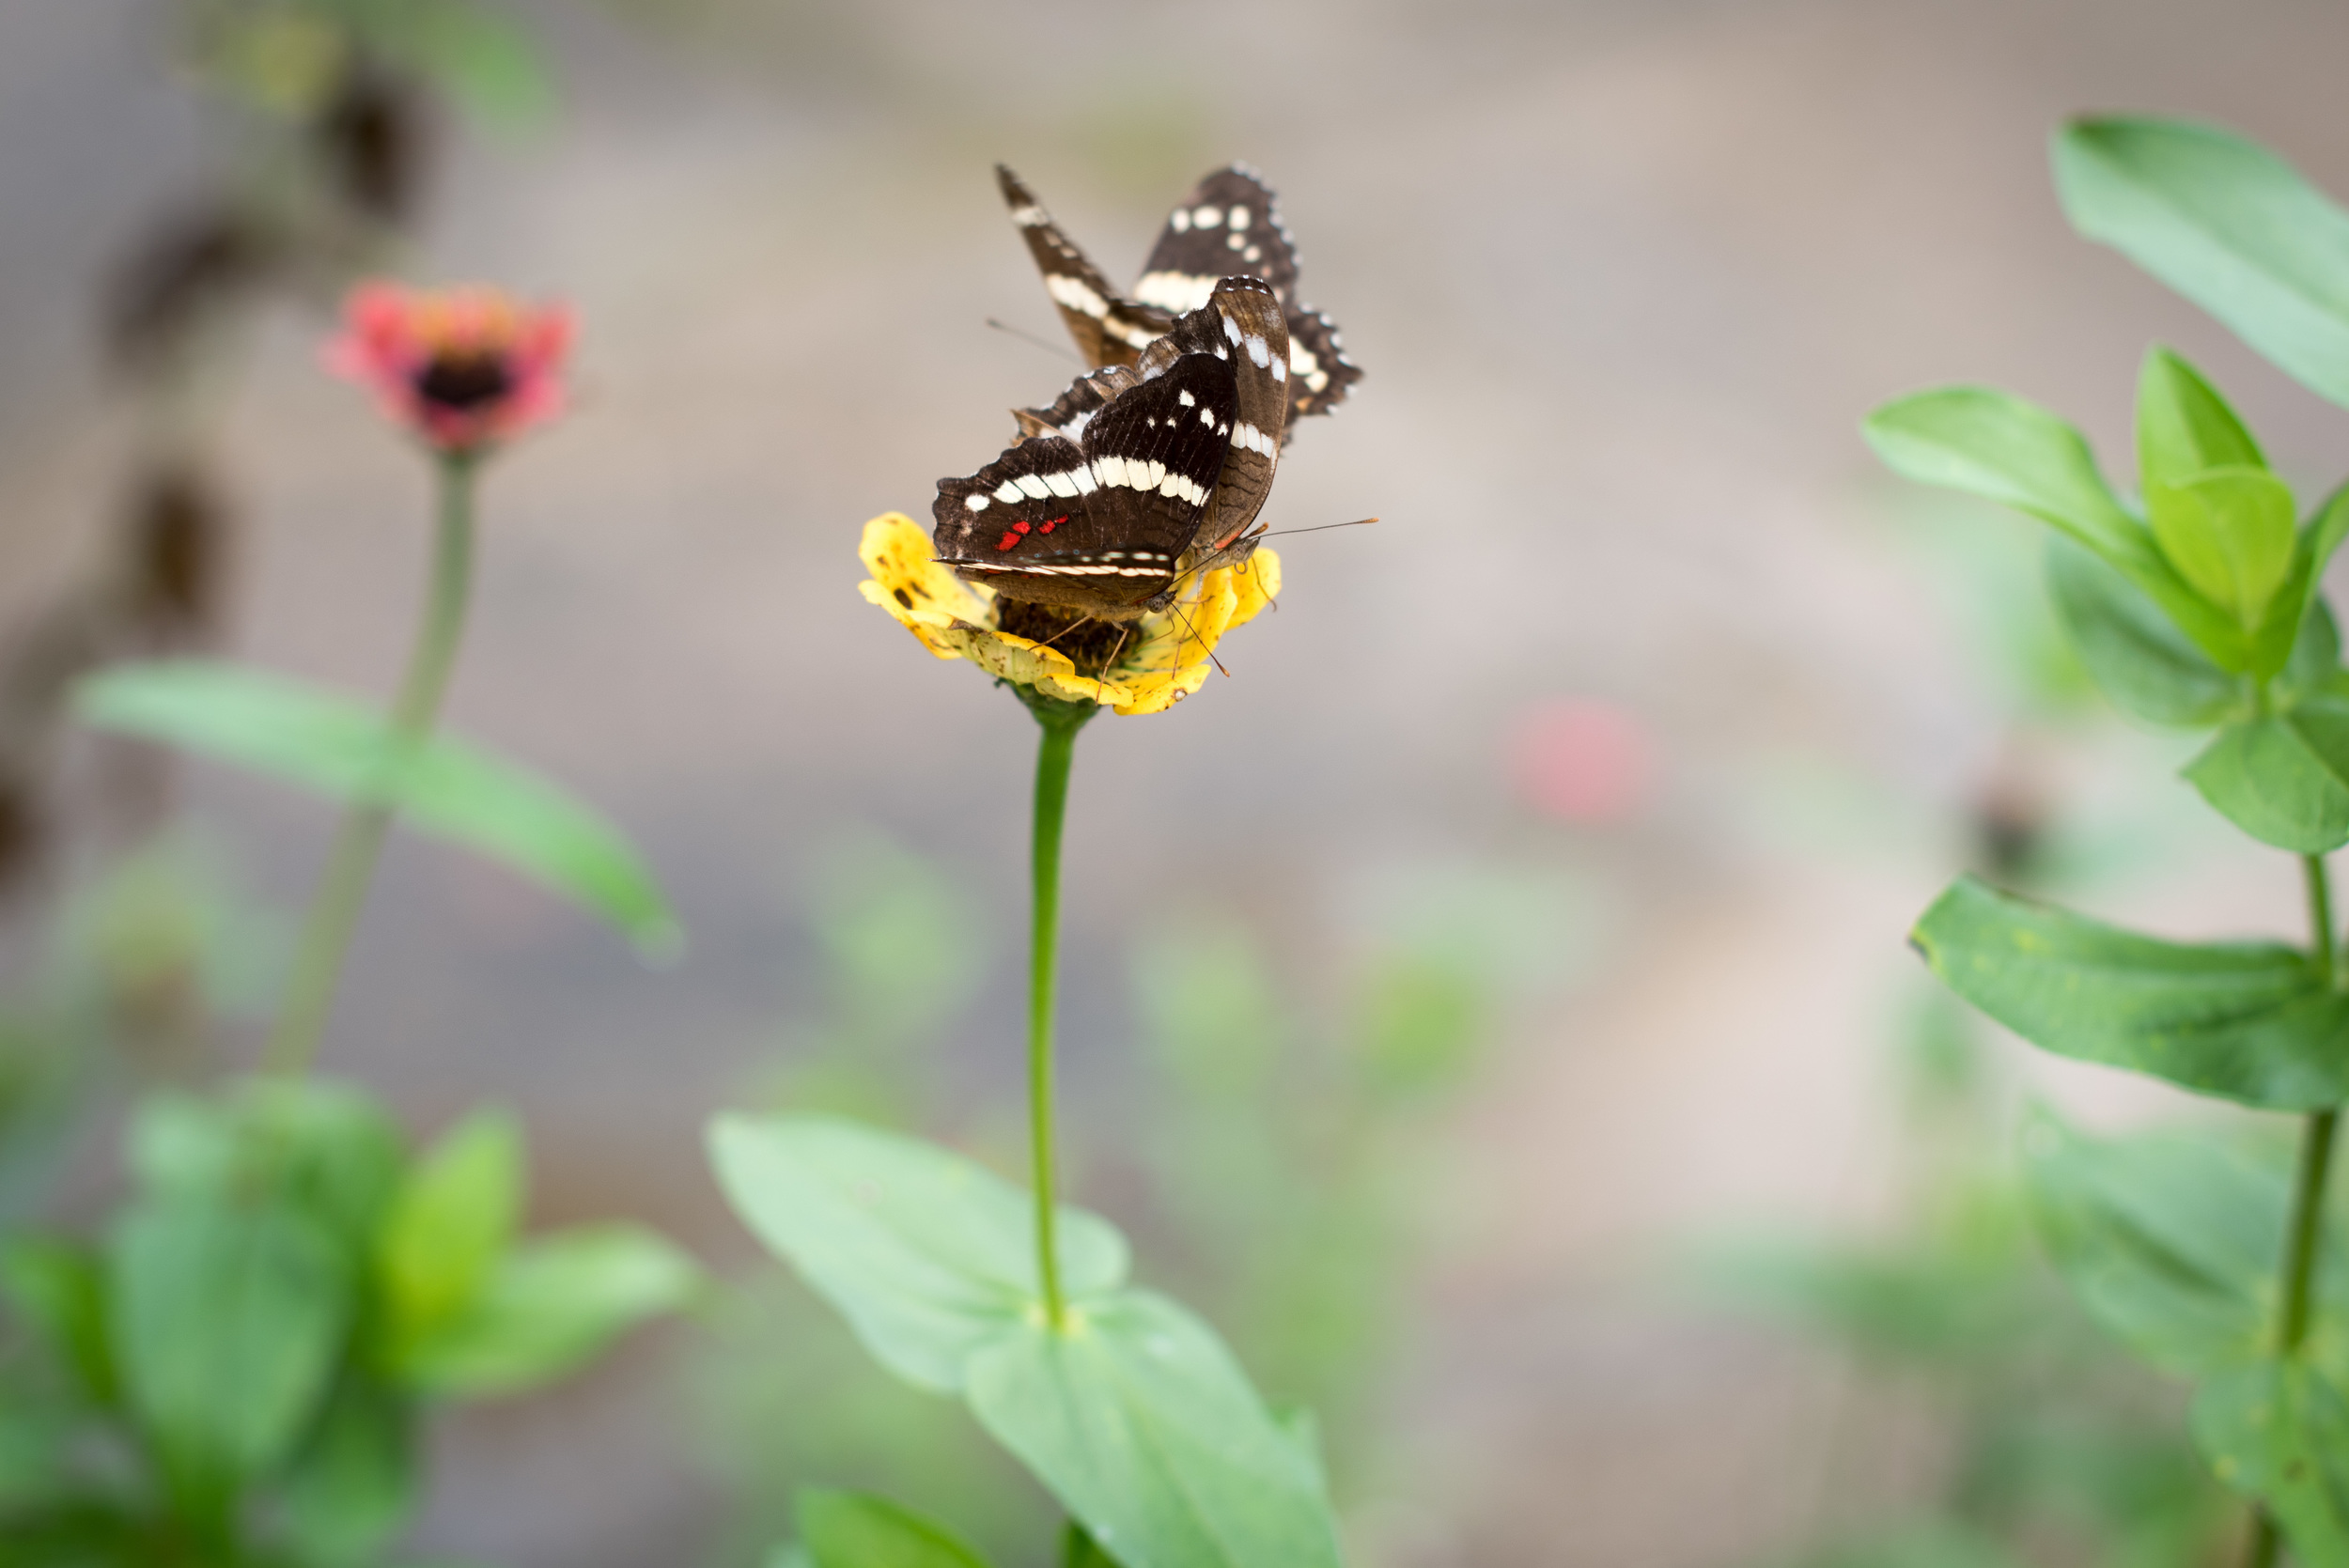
995,165 -> 1169,370
997,163 -> 1360,439
1134,165 -> 1301,318
935,353 -> 1237,617
1171,277 -> 1287,562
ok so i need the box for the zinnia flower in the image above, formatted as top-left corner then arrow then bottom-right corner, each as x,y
857,513 -> 1280,717
326,282 -> 570,455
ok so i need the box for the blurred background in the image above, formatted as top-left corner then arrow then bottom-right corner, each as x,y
4,0 -> 2348,1563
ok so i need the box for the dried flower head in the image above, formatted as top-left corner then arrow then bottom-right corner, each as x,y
326,281 -> 569,455
858,513 -> 1279,717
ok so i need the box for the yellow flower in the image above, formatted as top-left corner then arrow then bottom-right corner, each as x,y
856,513 -> 1281,717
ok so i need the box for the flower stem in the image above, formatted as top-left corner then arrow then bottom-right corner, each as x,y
2247,854 -> 2346,1566
1021,691 -> 1097,1328
261,452 -> 478,1076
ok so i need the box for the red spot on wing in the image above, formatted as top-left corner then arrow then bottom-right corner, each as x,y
997,531 -> 1020,551
1014,520 -> 1032,534
1040,516 -> 1065,533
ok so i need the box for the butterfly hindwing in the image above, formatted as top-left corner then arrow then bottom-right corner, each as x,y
1282,304 -> 1361,424
935,351 -> 1237,618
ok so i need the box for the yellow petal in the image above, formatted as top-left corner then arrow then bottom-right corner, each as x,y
1106,551 -> 1283,717
1226,546 -> 1280,629
959,624 -> 1140,707
858,513 -> 994,660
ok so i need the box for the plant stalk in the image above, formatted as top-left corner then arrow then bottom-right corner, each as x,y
1023,694 -> 1093,1328
2247,854 -> 2347,1567
261,451 -> 478,1076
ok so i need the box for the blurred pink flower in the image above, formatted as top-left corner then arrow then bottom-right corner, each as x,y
325,281 -> 570,455
1509,698 -> 1653,823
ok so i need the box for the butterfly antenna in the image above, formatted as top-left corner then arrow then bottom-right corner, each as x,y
985,318 -> 1083,365
1256,516 -> 1378,540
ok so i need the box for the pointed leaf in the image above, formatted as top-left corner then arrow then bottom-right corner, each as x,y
74,661 -> 677,953
108,1195 -> 349,1493
375,1110 -> 521,1358
2148,467 -> 2296,630
2185,701 -> 2349,851
2022,1113 -> 2281,1376
1865,390 -> 2242,664
2137,347 -> 2264,491
965,1292 -> 1344,1568
1912,876 -> 2349,1108
2045,536 -> 2239,726
708,1114 -> 1128,1393
398,1224 -> 698,1397
796,1489 -> 996,1568
2058,117 -> 2349,410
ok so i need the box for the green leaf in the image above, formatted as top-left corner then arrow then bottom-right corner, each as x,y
127,1079 -> 404,1262
2045,536 -> 2238,726
965,1291 -> 1344,1568
707,1114 -> 1128,1393
2147,467 -> 2297,630
796,1488 -> 995,1568
74,661 -> 677,953
2022,1113 -> 2280,1376
1867,388 -> 2146,563
277,1379 -> 417,1568
1912,876 -> 2349,1108
375,1110 -> 521,1358
2262,489 -> 2349,684
1,1237 -> 114,1405
107,1194 -> 350,1494
2185,699 -> 2349,851
397,1224 -> 698,1397
2193,1362 -> 2349,1565
2136,346 -> 2265,491
1864,389 -> 2242,665
2057,116 -> 2349,411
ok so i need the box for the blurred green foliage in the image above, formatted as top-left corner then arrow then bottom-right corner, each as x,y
1716,990 -> 2233,1568
697,836 -> 1576,1565
0,1079 -> 698,1566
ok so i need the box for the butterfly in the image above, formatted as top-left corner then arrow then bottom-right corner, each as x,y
933,276 -> 1290,622
996,163 -> 1360,439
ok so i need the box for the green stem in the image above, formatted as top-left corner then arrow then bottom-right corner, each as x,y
2248,855 -> 2347,1567
1022,692 -> 1095,1328
261,452 -> 479,1076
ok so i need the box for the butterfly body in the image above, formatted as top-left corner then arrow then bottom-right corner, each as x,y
997,163 -> 1360,438
934,278 -> 1289,621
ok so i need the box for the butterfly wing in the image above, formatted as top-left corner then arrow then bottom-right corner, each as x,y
1134,165 -> 1300,318
1280,303 -> 1362,427
996,164 -> 1170,370
936,353 -> 1237,618
1138,166 -> 1359,436
1162,277 -> 1287,565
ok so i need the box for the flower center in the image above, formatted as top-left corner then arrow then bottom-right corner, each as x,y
996,599 -> 1135,676
413,352 -> 513,411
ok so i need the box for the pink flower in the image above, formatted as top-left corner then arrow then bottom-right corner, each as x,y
1508,698 -> 1653,824
325,282 -> 571,455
